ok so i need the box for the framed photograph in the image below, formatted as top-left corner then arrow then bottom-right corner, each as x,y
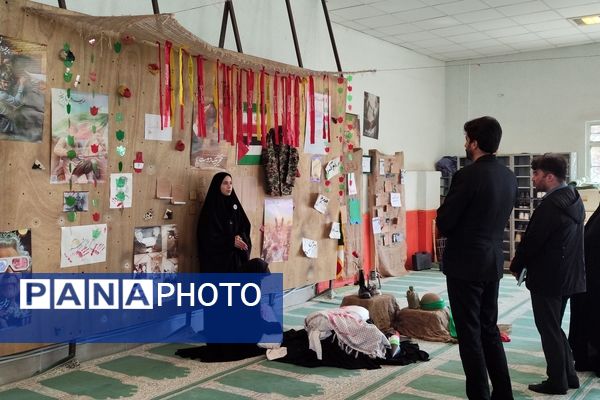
363,92 -> 380,139
362,155 -> 372,173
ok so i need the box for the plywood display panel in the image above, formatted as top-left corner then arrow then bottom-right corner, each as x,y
367,150 -> 407,276
0,0 -> 346,356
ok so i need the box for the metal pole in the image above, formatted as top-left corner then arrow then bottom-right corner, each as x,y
151,0 -> 160,14
321,0 -> 342,72
57,0 -> 66,9
285,0 -> 303,67
228,0 -> 243,53
218,1 -> 230,48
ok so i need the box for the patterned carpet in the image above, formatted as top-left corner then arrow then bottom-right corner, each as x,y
0,270 -> 598,399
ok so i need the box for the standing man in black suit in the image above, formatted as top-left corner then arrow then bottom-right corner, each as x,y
510,154 -> 585,395
437,116 -> 516,400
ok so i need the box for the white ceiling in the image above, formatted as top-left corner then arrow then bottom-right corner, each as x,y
326,0 -> 600,61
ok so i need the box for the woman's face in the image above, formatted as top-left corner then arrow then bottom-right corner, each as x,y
220,175 -> 233,196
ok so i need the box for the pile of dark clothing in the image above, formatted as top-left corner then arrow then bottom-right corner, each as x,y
274,329 -> 429,370
435,156 -> 458,177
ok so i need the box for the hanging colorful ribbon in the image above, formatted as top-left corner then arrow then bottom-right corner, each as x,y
187,52 -> 194,104
157,41 -> 164,129
178,47 -> 184,130
196,56 -> 205,138
309,75 -> 315,144
285,75 -> 292,145
236,67 -> 243,147
245,69 -> 254,145
214,60 -> 220,141
163,41 -> 172,128
264,73 -> 271,147
169,43 -> 175,126
294,76 -> 300,148
273,72 -> 279,145
221,63 -> 229,143
259,68 -> 266,144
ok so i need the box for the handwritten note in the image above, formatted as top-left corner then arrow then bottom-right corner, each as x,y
372,217 -> 383,234
325,157 -> 341,180
329,222 -> 341,239
302,238 -> 318,258
311,156 -> 322,182
390,192 -> 402,207
314,194 -> 330,214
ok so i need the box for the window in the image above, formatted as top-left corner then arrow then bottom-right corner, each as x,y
587,121 -> 600,182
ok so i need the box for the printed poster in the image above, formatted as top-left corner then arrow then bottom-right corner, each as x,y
262,198 -> 293,263
60,224 -> 107,267
191,98 -> 227,169
133,225 -> 178,275
0,35 -> 46,143
51,88 -> 109,184
0,228 -> 32,328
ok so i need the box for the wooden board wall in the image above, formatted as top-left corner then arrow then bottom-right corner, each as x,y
367,150 -> 407,277
0,0 -> 346,355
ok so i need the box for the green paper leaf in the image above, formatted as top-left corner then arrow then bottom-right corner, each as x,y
347,75 -> 352,82
67,150 -> 77,160
67,211 -> 76,222
92,198 -> 99,207
116,112 -> 124,122
67,135 -> 75,147
337,87 -> 343,94
92,125 -> 96,133
115,130 -> 125,141
63,71 -> 72,83
118,161 -> 123,172
347,94 -> 353,101
66,88 -> 71,98
115,191 -> 126,201
63,43 -> 70,51
114,41 -> 122,53
348,154 -> 353,161
92,228 -> 101,239
339,184 -> 346,190
66,103 -> 71,114
65,196 -> 76,207
63,59 -> 73,68
116,176 -> 127,188
116,145 -> 126,157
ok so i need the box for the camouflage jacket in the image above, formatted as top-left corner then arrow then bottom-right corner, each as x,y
262,136 -> 299,196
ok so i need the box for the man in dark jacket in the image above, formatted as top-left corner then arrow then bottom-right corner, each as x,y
510,153 -> 586,395
437,116 -> 517,400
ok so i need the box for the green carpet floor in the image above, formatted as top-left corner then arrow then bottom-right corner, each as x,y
1,270 -> 598,399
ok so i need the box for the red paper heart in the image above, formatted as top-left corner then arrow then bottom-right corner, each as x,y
348,105 -> 352,110
90,106 -> 98,116
339,176 -> 345,182
348,85 -> 352,91
348,144 -> 354,150
92,212 -> 101,222
337,77 -> 344,84
337,116 -> 343,123
325,180 -> 331,186
324,147 -> 330,153
89,71 -> 97,82
175,140 -> 185,151
90,143 -> 99,153
338,190 -> 344,196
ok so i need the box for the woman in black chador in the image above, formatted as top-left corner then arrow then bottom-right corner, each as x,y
177,172 -> 272,362
196,171 -> 268,273
569,202 -> 600,377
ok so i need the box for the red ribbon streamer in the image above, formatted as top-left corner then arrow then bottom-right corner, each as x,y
236,67 -> 243,147
294,76 -> 300,148
273,72 -> 279,145
285,75 -> 292,145
309,75 -> 315,144
246,69 -> 254,145
260,68 -> 266,146
157,42 -> 163,130
196,56 -> 205,138
163,41 -> 172,128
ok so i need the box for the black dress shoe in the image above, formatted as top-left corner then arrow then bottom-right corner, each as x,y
528,381 -> 567,395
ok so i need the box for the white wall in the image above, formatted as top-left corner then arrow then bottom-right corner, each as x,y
34,0 -> 447,170
445,43 -> 600,178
